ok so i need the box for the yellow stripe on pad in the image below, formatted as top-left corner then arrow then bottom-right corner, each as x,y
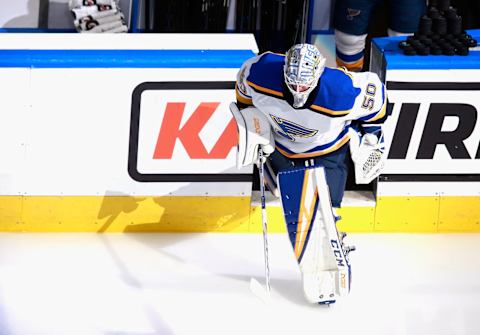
294,169 -> 315,259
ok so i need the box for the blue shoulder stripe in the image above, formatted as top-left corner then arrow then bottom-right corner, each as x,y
312,68 -> 360,112
247,52 -> 285,95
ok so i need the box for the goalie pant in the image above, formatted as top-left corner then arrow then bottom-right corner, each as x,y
266,145 -> 349,208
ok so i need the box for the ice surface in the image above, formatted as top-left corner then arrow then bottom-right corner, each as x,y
0,232 -> 478,335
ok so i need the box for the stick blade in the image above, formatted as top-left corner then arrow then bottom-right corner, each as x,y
249,277 -> 271,303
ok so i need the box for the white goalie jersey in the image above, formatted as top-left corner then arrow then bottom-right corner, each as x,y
236,52 -> 387,159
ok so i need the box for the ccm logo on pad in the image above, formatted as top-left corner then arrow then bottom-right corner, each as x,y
128,82 -> 250,183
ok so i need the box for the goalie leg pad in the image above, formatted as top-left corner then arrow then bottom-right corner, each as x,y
278,165 -> 351,304
268,147 -> 348,207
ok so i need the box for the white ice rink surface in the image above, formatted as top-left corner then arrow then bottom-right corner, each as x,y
0,232 -> 479,335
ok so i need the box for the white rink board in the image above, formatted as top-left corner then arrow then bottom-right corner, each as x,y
0,33 -> 259,51
377,181 -> 480,196
384,89 -> 480,174
385,69 -> 480,83
0,1 -> 39,28
0,35 -> 257,197
383,69 -> 480,175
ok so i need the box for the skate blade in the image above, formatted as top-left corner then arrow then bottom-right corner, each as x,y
318,300 -> 336,306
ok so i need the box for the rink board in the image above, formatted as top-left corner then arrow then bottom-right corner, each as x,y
0,33 -> 479,232
368,31 -> 480,233
0,33 -> 256,232
1,193 -> 479,232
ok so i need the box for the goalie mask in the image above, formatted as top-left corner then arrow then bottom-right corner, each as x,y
284,44 -> 326,108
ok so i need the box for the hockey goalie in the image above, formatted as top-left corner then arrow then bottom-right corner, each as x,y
230,43 -> 390,304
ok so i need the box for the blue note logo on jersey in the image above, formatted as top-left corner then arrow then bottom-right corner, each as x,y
270,115 -> 318,141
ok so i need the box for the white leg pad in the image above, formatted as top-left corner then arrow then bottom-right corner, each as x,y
278,166 -> 351,304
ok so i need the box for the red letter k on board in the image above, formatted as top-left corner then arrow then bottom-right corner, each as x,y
153,102 -> 237,159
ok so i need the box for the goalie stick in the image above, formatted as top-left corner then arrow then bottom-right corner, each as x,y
249,149 -> 272,302
253,149 -> 271,297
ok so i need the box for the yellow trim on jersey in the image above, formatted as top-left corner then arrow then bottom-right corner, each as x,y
310,104 -> 351,116
246,80 -> 284,98
276,134 -> 350,159
337,66 -> 354,82
236,91 -> 253,105
310,68 -> 353,116
365,97 -> 387,122
336,57 -> 364,71
235,84 -> 253,105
